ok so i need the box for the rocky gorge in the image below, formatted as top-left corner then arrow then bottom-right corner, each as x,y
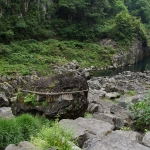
2,61 -> 150,149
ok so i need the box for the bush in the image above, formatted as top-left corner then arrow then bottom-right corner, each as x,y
31,120 -> 75,150
0,114 -> 52,149
127,91 -> 150,131
15,114 -> 41,140
112,11 -> 147,44
0,117 -> 23,149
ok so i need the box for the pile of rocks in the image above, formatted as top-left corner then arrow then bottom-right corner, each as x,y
3,70 -> 150,149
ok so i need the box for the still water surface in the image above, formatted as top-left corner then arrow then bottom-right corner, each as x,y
91,57 -> 150,77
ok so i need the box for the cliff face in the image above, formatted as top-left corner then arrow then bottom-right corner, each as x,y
100,38 -> 150,68
0,0 -> 54,42
112,39 -> 149,68
0,0 -> 52,18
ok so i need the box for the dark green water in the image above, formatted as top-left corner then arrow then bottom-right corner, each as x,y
91,57 -> 150,77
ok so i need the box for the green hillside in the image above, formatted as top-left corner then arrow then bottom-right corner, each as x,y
0,0 -> 150,76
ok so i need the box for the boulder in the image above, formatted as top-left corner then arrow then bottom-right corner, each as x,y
60,117 -> 114,147
11,74 -> 89,119
75,117 -> 114,138
59,119 -> 87,147
87,90 -> 106,103
0,92 -> 9,107
5,141 -> 41,150
115,130 -> 142,143
110,104 -> 128,119
93,113 -> 115,124
88,80 -> 101,90
87,103 -> 100,113
0,107 -> 14,118
142,131 -> 150,147
0,82 -> 14,98
114,117 -> 125,130
105,92 -> 120,99
105,83 -> 118,92
83,132 -> 150,150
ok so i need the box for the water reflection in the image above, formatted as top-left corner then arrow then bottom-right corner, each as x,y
91,57 -> 150,77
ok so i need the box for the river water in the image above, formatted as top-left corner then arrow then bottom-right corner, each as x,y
91,57 -> 150,77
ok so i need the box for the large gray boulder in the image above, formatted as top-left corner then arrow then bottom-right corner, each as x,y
83,132 -> 150,150
75,117 -> 114,137
59,119 -> 88,147
60,117 -> 114,147
115,130 -> 142,143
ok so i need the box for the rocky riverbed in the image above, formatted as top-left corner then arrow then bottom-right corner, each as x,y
2,62 -> 150,149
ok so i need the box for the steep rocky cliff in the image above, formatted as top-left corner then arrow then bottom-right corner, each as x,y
100,38 -> 150,68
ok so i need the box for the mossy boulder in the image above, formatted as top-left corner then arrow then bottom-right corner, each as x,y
12,74 -> 89,119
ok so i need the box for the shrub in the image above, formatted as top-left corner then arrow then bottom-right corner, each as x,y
112,11 -> 147,44
0,117 -> 23,149
0,114 -> 53,149
15,114 -> 41,140
127,91 -> 150,131
31,119 -> 75,150
24,93 -> 37,106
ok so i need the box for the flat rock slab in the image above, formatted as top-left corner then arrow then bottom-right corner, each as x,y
93,113 -> 115,124
84,132 -> 150,150
115,130 -> 141,143
60,119 -> 87,139
59,119 -> 87,147
60,117 -> 114,147
75,117 -> 114,137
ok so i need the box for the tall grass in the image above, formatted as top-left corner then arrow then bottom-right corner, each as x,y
0,117 -> 23,149
0,113 -> 75,150
31,120 -> 75,150
0,114 -> 53,149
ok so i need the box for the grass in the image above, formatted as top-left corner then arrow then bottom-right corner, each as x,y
0,114 -> 53,149
84,112 -> 93,118
126,90 -> 137,96
31,119 -> 75,150
0,114 -> 76,150
0,39 -> 117,77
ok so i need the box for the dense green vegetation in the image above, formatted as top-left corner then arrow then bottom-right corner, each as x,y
0,39 -> 116,76
31,119 -> 75,150
128,91 -> 150,131
0,0 -> 150,76
0,0 -> 148,43
0,114 -> 75,150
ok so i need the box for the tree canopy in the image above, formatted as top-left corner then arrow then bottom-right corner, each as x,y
0,0 -> 149,43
